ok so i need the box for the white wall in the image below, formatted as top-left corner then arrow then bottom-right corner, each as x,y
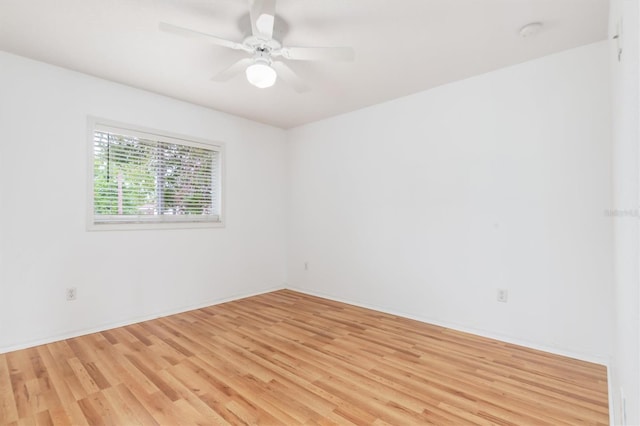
0,51 -> 288,352
609,0 -> 640,424
287,42 -> 613,362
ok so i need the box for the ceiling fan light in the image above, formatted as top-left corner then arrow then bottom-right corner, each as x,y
246,62 -> 277,88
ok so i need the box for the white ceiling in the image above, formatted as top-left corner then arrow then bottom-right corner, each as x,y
0,0 -> 608,129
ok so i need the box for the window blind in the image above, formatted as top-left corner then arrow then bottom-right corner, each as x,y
92,125 -> 221,225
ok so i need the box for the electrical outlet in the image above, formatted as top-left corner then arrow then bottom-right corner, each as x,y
497,289 -> 508,303
66,287 -> 77,301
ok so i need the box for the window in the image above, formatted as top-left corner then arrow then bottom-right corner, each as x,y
88,118 -> 223,229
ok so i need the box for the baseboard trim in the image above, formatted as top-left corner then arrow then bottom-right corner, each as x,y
2,284 -> 610,369
0,285 -> 285,354
287,286 -> 610,367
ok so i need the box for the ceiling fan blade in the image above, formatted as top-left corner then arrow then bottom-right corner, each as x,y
272,61 -> 310,93
159,22 -> 249,52
277,46 -> 355,62
249,0 -> 276,39
212,58 -> 254,81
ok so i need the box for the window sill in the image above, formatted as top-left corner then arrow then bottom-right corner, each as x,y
87,220 -> 225,231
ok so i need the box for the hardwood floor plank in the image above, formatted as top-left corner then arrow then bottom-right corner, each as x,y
0,356 -> 19,424
44,342 -> 88,403
47,406 -> 74,426
66,358 -> 101,396
156,370 -> 230,425
0,290 -> 609,425
107,384 -> 158,426
76,395 -> 105,426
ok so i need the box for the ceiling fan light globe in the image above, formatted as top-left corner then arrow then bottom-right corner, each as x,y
246,63 -> 277,88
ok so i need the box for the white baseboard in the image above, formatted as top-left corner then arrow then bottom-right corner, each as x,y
1,284 -> 610,368
0,285 -> 285,354
287,286 -> 611,367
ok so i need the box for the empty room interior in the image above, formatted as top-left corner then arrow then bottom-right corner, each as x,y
0,0 -> 639,424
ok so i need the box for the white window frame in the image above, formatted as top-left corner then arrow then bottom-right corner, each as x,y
87,117 -> 225,231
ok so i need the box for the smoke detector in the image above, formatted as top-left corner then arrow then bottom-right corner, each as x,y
519,22 -> 543,38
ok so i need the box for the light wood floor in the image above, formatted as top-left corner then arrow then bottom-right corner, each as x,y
0,290 -> 609,425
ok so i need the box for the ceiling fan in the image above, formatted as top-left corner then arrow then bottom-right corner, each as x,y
159,0 -> 355,92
